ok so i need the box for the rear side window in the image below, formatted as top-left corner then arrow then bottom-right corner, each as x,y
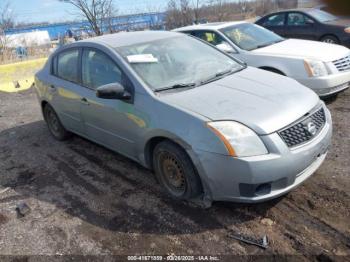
263,14 -> 286,26
82,49 -> 122,90
54,49 -> 79,83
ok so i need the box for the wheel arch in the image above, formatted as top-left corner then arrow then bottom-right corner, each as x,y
143,135 -> 192,170
259,66 -> 286,76
319,34 -> 339,42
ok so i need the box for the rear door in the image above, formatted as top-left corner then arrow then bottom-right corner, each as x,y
50,48 -> 85,134
259,13 -> 287,37
284,12 -> 318,40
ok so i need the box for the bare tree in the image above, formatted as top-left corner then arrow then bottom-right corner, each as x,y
208,0 -> 228,21
59,0 -> 116,36
0,1 -> 15,61
166,0 -> 193,29
192,0 -> 201,23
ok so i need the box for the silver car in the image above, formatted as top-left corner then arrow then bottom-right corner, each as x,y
35,31 -> 332,203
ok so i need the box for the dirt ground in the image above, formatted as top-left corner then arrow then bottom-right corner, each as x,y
0,87 -> 349,260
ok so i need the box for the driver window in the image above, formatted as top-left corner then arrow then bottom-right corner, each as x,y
196,31 -> 225,46
82,49 -> 122,90
288,13 -> 314,26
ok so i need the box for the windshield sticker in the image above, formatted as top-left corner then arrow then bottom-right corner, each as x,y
127,54 -> 158,63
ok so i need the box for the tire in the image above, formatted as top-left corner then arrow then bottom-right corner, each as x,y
320,35 -> 339,45
153,141 -> 202,200
43,104 -> 71,141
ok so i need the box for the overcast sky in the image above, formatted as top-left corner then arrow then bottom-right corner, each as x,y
9,0 -> 169,24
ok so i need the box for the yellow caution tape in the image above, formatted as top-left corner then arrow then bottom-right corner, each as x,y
0,58 -> 47,93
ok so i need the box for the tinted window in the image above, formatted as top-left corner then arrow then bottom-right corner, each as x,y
82,49 -> 122,89
287,13 -> 314,26
195,31 -> 226,46
56,49 -> 79,83
263,14 -> 285,26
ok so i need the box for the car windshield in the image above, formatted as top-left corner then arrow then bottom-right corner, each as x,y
307,9 -> 338,22
220,23 -> 284,51
115,35 -> 244,91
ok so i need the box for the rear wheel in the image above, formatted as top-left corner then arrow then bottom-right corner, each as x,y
43,104 -> 71,141
320,35 -> 339,45
153,141 -> 202,200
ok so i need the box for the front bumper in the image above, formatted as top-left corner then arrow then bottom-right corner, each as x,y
296,71 -> 350,97
193,106 -> 332,203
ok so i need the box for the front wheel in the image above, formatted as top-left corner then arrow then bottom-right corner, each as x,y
153,141 -> 202,200
43,104 -> 71,141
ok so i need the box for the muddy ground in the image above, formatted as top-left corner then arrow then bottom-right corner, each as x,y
0,88 -> 349,260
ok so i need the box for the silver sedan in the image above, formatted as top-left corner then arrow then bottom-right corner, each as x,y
35,31 -> 332,204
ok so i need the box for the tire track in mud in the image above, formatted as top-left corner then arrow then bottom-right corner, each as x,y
60,142 -> 230,234
275,197 -> 350,253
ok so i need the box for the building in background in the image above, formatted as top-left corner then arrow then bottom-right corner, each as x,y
5,12 -> 166,41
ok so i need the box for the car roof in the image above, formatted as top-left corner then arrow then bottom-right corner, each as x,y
173,21 -> 248,32
261,8 -> 316,16
79,30 -> 181,48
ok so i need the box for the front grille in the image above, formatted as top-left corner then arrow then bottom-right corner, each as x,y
333,55 -> 350,72
279,108 -> 326,148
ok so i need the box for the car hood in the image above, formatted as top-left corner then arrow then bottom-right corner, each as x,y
160,67 -> 320,135
252,39 -> 349,62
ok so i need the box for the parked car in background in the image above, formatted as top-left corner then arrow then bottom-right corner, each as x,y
174,22 -> 350,97
35,31 -> 332,203
255,8 -> 350,47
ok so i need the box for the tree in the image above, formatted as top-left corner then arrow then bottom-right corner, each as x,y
0,1 -> 15,60
59,0 -> 116,36
165,0 -> 193,29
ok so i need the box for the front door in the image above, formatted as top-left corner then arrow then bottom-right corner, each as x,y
79,48 -> 140,159
260,13 -> 287,37
284,12 -> 318,40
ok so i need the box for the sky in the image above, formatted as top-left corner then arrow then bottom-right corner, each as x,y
7,0 -> 169,24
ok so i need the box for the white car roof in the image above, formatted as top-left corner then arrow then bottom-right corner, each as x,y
173,21 -> 248,32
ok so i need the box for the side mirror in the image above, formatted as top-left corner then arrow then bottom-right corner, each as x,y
96,83 -> 131,100
216,42 -> 235,53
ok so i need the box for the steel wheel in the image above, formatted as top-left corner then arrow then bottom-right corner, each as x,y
159,151 -> 187,196
44,104 -> 71,141
153,141 -> 202,200
46,106 -> 60,137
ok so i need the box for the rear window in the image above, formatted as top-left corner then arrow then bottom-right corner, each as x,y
53,49 -> 79,83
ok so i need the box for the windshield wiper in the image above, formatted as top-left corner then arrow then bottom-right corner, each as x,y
200,67 -> 240,86
254,39 -> 285,50
154,83 -> 196,92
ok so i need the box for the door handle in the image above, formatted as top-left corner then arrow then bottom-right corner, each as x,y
81,97 -> 90,105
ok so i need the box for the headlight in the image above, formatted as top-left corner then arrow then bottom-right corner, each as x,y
304,59 -> 328,77
345,27 -> 350,34
207,121 -> 268,157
